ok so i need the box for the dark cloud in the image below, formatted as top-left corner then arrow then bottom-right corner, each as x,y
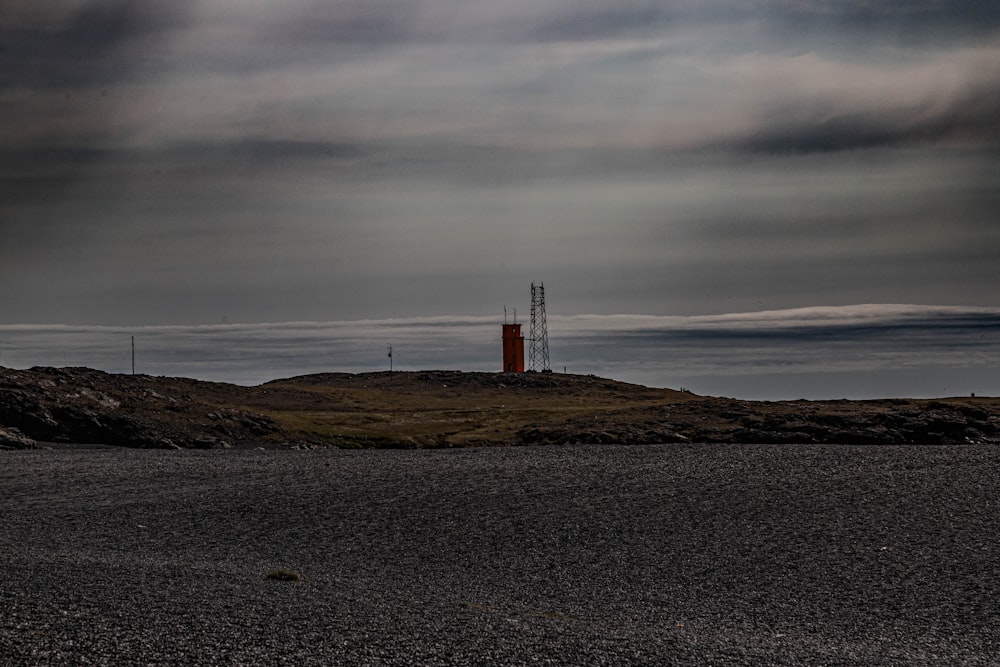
0,2 -> 188,89
733,82 -> 1000,154
788,1 -> 1000,28
255,0 -> 423,46
525,1 -> 1000,43
612,311 -> 1000,346
0,145 -> 113,199
531,7 -> 675,42
220,139 -> 366,162
44,1 -> 181,58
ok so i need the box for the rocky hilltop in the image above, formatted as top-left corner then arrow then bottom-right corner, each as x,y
1,366 -> 998,449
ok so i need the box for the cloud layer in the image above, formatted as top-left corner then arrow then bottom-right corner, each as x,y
1,2 -> 998,332
3,305 -> 998,400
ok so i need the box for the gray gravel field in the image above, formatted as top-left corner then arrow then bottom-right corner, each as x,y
2,444 -> 999,665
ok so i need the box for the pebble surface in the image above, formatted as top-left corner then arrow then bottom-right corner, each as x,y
2,444 -> 999,665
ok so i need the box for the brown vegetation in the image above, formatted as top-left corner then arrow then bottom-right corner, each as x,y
1,366 -> 998,448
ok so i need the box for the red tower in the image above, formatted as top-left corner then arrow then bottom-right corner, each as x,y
502,323 -> 525,373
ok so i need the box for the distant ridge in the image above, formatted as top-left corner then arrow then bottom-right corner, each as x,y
1,366 -> 998,449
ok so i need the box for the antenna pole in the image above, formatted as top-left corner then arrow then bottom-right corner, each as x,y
529,282 -> 551,372
131,336 -> 135,375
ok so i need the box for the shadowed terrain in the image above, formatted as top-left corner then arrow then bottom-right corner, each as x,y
1,366 -> 998,449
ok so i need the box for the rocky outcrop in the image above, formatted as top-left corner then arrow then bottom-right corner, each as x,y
0,366 -> 284,448
0,425 -> 35,449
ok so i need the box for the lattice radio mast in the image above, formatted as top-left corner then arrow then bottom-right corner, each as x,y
528,281 -> 550,371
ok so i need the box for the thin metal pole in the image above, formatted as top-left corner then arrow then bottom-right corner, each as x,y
131,336 -> 135,375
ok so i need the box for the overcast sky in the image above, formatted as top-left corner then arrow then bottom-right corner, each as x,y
1,2 -> 998,396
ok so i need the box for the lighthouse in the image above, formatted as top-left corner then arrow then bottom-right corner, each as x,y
501,322 -> 524,373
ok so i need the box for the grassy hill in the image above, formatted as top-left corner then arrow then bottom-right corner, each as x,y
2,366 -> 998,448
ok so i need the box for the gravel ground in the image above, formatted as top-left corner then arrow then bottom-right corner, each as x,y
1,444 -> 999,665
